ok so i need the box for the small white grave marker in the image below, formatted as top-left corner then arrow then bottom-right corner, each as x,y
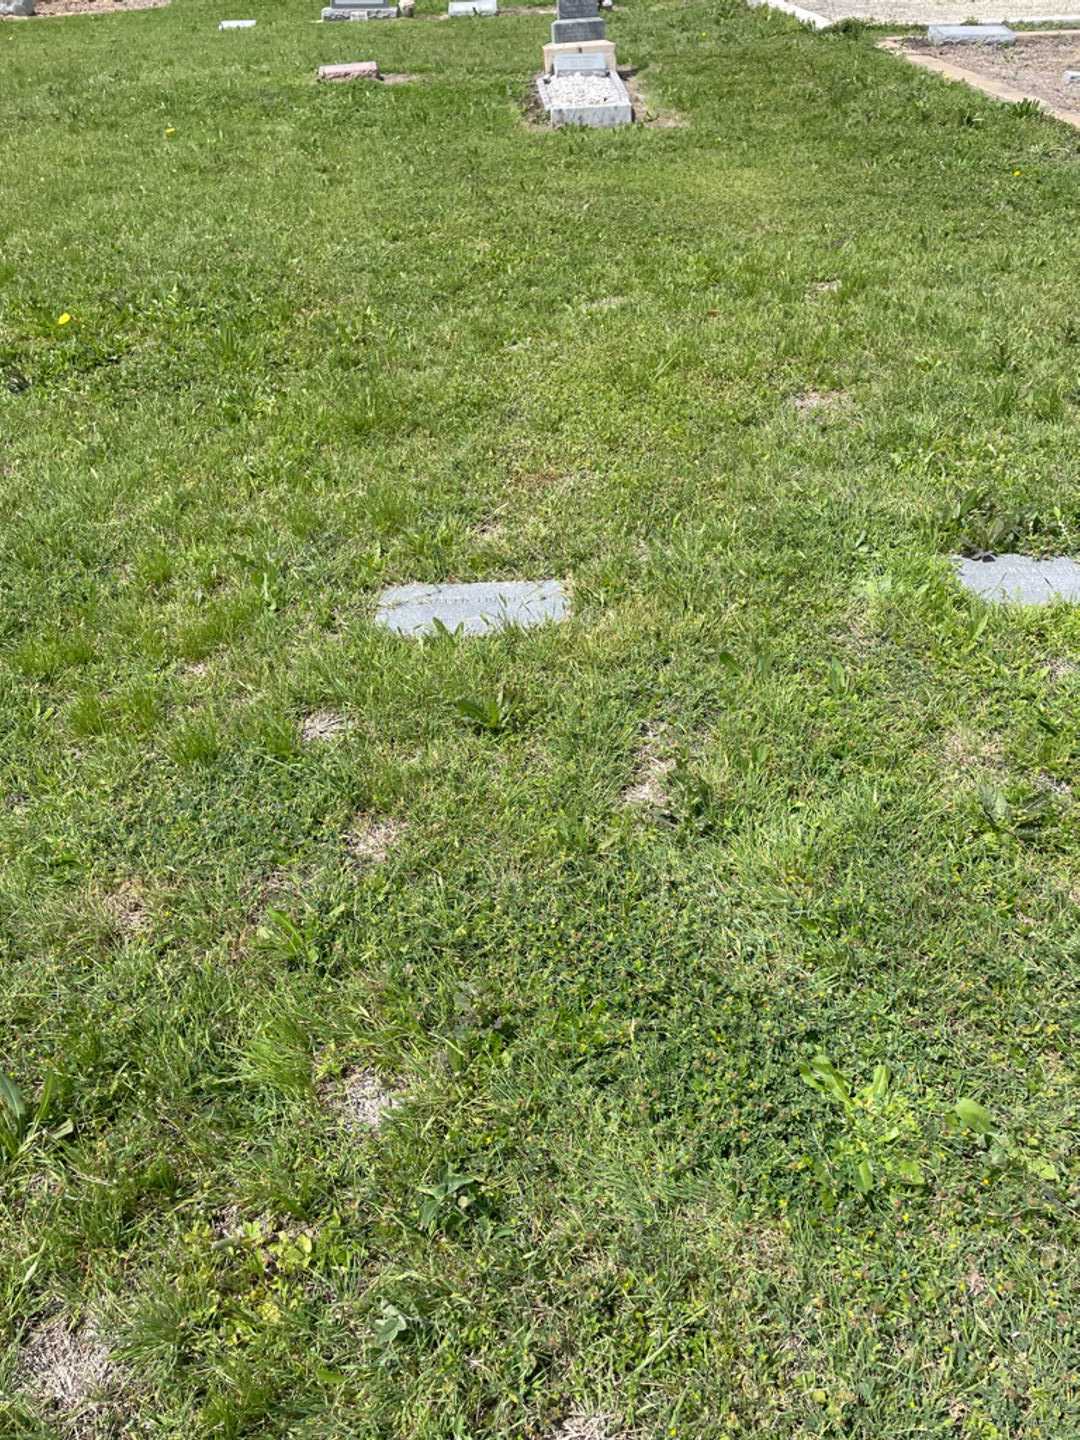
219,17 -> 256,26
927,23 -> 1015,45
375,580 -> 569,637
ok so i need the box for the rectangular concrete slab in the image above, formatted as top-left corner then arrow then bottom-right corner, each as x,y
551,17 -> 605,41
375,580 -> 569,637
553,50 -> 608,73
543,38 -> 615,72
927,23 -> 1015,43
322,5 -> 397,15
218,18 -> 255,26
448,0 -> 497,12
952,553 -> 1080,605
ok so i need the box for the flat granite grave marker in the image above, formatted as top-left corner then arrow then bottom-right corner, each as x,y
551,16 -> 605,41
557,0 -> 599,18
553,50 -> 608,74
375,580 -> 569,637
219,18 -> 256,27
927,23 -> 1015,45
323,0 -> 398,17
448,0 -> 498,13
952,554 -> 1080,605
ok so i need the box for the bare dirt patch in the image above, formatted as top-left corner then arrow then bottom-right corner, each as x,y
300,709 -> 349,743
941,726 -> 1005,776
102,880 -> 150,938
552,1412 -> 619,1440
18,1314 -> 113,1417
889,34 -> 1080,125
792,388 -> 848,415
3,0 -> 167,18
621,730 -> 674,812
346,813 -> 406,867
623,69 -> 686,128
325,1068 -> 403,1133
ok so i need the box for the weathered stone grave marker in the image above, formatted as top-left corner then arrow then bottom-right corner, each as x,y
323,0 -> 399,20
927,23 -> 1015,45
318,61 -> 380,79
952,554 -> 1080,605
375,580 -> 569,637
448,0 -> 498,13
219,18 -> 256,27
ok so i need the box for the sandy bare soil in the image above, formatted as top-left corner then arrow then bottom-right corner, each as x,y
906,34 -> 1080,109
805,0 -> 1080,22
2,0 -> 166,18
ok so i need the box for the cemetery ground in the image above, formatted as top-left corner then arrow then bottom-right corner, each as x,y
1,0 -> 1078,1434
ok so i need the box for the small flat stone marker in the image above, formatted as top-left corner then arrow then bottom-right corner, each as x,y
322,2 -> 397,16
952,553 -> 1080,605
557,0 -> 599,17
318,61 -> 380,79
219,18 -> 256,26
375,580 -> 569,637
927,23 -> 1015,45
553,50 -> 608,74
448,0 -> 497,13
1065,70 -> 1080,84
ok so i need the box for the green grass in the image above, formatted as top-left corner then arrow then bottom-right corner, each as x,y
1,1 -> 1079,1435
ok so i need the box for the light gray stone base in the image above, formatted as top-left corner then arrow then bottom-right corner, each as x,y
952,553 -> 1080,605
218,18 -> 256,26
542,39 -> 616,73
375,580 -> 569,637
536,69 -> 632,127
448,0 -> 497,12
927,23 -> 1015,43
322,5 -> 399,16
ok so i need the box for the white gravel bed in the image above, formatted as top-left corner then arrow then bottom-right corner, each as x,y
538,71 -> 627,108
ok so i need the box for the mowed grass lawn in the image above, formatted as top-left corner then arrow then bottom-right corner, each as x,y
1,0 -> 1079,1434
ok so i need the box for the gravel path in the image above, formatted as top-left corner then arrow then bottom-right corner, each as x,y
804,0 -> 1080,21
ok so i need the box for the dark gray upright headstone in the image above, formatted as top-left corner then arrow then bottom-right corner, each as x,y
557,0 -> 599,18
551,16 -> 605,41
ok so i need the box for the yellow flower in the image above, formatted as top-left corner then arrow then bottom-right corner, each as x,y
57,313 -> 72,326
1013,169 -> 1022,175
165,127 -> 176,136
